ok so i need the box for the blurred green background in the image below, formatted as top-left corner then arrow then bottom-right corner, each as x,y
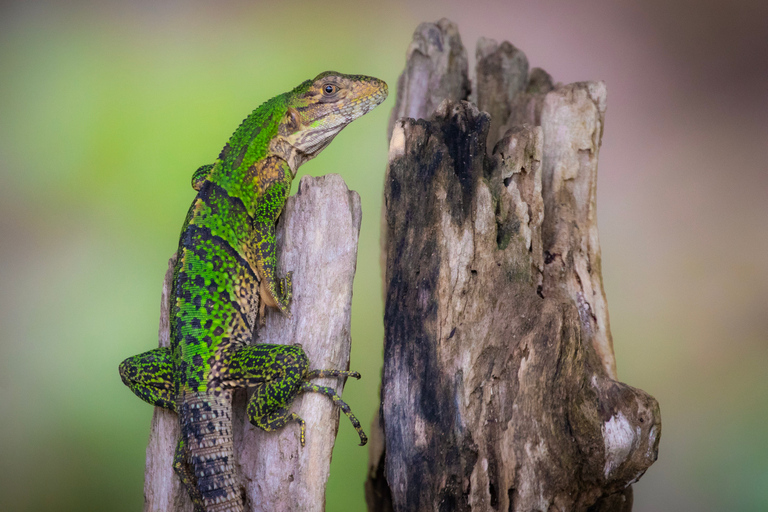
1,1 -> 766,511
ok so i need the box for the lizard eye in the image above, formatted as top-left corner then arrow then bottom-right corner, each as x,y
323,84 -> 338,95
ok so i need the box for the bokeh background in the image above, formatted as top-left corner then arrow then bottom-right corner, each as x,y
1,0 -> 766,510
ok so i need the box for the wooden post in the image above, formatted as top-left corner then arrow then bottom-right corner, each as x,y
142,174 -> 363,512
366,19 -> 660,512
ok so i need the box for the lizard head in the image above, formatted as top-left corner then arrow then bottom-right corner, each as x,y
279,71 -> 388,162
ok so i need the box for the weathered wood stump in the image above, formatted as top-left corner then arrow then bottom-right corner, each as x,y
143,174 -> 363,512
366,19 -> 660,512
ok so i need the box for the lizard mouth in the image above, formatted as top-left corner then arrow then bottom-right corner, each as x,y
369,79 -> 389,107
342,79 -> 389,119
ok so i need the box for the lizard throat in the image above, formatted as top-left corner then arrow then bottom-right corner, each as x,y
267,126 -> 343,175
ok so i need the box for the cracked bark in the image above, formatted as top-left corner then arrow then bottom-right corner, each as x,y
142,174 -> 362,512
366,19 -> 660,512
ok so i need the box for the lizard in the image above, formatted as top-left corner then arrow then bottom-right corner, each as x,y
119,71 -> 388,512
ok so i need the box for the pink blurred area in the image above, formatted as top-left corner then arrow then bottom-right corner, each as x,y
0,1 -> 766,511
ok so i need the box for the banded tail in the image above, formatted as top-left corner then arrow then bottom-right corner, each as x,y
177,391 -> 243,512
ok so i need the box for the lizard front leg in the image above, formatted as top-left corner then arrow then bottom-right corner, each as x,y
253,215 -> 293,322
250,157 -> 293,322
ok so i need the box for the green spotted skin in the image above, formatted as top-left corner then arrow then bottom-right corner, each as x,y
119,72 -> 387,512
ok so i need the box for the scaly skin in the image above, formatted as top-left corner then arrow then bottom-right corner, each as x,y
119,72 -> 387,512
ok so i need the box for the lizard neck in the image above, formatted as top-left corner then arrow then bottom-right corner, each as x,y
268,135 -> 304,176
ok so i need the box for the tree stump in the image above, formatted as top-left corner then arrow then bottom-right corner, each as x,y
366,19 -> 660,512
142,174 -> 363,512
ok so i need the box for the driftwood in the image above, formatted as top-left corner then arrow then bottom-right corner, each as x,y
143,174 -> 363,512
366,19 -> 660,512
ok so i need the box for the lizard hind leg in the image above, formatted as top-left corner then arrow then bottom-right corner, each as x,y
226,344 -> 310,443
118,347 -> 177,411
307,369 -> 361,380
248,396 -> 308,447
300,380 -> 368,446
243,359 -> 308,444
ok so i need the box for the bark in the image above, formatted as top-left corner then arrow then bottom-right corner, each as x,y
143,174 -> 363,512
387,18 -> 471,140
366,19 -> 661,512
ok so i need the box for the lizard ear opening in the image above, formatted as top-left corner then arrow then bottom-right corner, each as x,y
284,107 -> 301,133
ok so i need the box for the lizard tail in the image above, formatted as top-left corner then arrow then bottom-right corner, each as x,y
179,391 -> 244,512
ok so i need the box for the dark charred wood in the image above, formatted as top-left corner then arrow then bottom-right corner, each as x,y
367,19 -> 660,512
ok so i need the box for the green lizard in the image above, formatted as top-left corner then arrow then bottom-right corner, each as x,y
119,71 -> 387,512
